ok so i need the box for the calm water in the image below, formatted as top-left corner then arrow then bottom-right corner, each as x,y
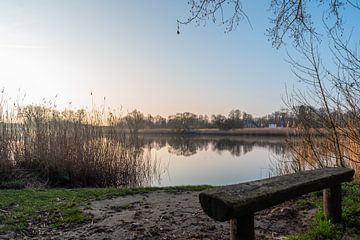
139,135 -> 288,187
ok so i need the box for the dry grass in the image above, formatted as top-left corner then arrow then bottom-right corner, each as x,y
277,128 -> 360,179
0,100 -> 158,187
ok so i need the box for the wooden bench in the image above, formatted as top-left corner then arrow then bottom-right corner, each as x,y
199,167 -> 354,240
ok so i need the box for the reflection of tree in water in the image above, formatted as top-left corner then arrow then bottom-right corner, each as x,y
151,137 -> 167,150
115,135 -> 288,186
211,139 -> 286,157
140,135 -> 287,157
117,134 -> 164,187
167,137 -> 199,156
212,139 -> 246,156
138,135 -> 166,150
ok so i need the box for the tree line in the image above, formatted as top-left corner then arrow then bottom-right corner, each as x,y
119,108 -> 298,133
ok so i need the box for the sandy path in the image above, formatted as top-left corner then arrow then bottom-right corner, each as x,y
59,190 -> 315,240
1,190 -> 316,240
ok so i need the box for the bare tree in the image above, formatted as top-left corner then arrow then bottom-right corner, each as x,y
178,0 -> 350,47
285,32 -> 360,172
180,0 -> 360,173
124,110 -> 145,134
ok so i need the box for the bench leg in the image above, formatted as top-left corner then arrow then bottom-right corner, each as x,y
323,184 -> 342,223
230,214 -> 254,240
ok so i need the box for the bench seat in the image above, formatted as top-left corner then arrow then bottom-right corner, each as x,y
199,167 -> 354,239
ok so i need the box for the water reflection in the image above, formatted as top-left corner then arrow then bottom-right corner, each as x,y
140,135 -> 287,158
89,135 -> 359,186
134,135 -> 288,186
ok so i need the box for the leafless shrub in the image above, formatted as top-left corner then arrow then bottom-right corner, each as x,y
284,33 -> 360,177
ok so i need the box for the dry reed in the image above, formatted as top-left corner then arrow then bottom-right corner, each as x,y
0,99 -> 158,187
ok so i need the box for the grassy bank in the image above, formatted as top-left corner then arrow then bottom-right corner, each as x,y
0,185 -> 211,234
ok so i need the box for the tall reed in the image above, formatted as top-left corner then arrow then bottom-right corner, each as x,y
278,129 -> 360,178
0,99 -> 158,187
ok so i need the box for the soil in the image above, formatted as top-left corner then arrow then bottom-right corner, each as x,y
2,190 -> 316,240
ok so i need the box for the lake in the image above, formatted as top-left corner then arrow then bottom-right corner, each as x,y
138,135 -> 288,187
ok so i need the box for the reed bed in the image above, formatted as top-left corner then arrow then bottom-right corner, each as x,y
276,128 -> 360,178
0,100 -> 158,187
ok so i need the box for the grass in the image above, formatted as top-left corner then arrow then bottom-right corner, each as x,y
110,203 -> 133,211
0,180 -> 26,189
0,185 -> 212,234
289,181 -> 360,239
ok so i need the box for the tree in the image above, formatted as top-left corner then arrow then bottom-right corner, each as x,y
228,109 -> 243,128
197,114 -> 211,128
144,114 -> 154,129
180,1 -> 360,171
153,115 -> 167,128
168,112 -> 198,133
242,111 -> 254,128
211,114 -> 232,130
179,1 -> 348,47
124,110 -> 145,134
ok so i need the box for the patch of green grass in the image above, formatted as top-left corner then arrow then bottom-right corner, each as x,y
289,181 -> 360,239
342,181 -> 360,231
0,185 -> 212,234
294,194 -> 320,209
288,211 -> 344,240
110,204 -> 133,211
0,180 -> 26,189
163,185 -> 213,193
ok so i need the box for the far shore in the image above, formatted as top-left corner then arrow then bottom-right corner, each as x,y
136,128 -> 299,136
107,127 -> 330,137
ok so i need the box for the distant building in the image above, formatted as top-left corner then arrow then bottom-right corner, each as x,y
268,123 -> 277,128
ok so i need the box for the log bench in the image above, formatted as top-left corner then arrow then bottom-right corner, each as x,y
199,167 -> 354,240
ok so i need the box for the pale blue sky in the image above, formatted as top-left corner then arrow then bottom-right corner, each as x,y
1,0 -> 354,117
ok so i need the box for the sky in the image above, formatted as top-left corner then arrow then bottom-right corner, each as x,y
0,0 -> 331,117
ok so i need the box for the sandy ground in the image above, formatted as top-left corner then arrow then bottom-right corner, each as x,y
2,190 -> 316,240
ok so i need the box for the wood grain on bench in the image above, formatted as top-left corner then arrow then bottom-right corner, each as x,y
199,167 -> 354,240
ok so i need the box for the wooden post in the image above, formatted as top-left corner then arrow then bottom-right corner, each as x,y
229,214 -> 255,240
323,184 -> 342,223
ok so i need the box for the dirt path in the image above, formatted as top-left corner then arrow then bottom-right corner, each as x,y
4,190 -> 316,240
62,191 -> 315,239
